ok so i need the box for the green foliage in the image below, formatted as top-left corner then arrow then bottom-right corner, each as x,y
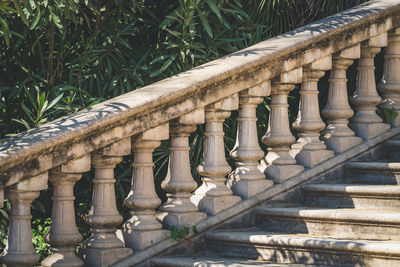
0,200 -> 10,253
378,107 -> 399,124
32,218 -> 51,259
170,225 -> 199,240
12,87 -> 63,130
0,0 -> 370,259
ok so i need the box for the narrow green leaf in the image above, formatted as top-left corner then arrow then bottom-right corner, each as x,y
205,0 -> 222,21
0,17 -> 10,47
199,13 -> 213,38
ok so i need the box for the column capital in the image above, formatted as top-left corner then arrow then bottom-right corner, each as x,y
334,44 -> 361,60
170,109 -> 204,136
95,138 -> 131,157
59,154 -> 91,174
9,172 -> 48,192
241,80 -> 271,98
271,83 -> 295,95
306,56 -> 332,71
207,94 -> 239,111
368,33 -> 388,48
135,123 -> 169,142
302,69 -> 326,82
278,67 -> 302,84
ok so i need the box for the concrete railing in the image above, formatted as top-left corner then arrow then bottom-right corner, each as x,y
1,0 -> 400,266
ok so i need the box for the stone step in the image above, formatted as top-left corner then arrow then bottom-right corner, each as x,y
345,162 -> 400,184
255,207 -> 400,240
206,230 -> 400,267
151,256 -> 318,266
302,184 -> 400,210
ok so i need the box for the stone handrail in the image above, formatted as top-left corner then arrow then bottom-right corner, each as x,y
1,0 -> 400,266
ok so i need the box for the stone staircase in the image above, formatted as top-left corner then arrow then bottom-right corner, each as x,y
151,141 -> 400,267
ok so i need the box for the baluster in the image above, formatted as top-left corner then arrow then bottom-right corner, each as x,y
292,56 -> 334,168
82,138 -> 133,266
123,124 -> 169,250
191,95 -> 241,215
228,82 -> 273,199
378,28 -> 400,127
1,173 -> 48,267
261,68 -> 304,183
321,45 -> 363,153
160,109 -> 207,230
42,155 -> 91,267
350,34 -> 390,139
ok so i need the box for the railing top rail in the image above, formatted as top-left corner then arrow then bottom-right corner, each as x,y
1,0 -> 399,187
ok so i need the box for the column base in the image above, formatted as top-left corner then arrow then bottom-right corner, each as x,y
160,211 -> 207,230
264,164 -> 304,184
79,247 -> 133,267
1,252 -> 39,267
295,149 -> 334,168
41,248 -> 84,267
190,195 -> 241,215
349,122 -> 391,140
122,229 -> 169,250
323,135 -> 363,153
230,179 -> 273,199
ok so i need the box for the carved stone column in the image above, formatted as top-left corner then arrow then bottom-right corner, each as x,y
350,34 -> 390,139
1,173 -> 48,267
321,45 -> 363,153
292,57 -> 334,168
378,28 -> 400,127
123,124 -> 169,250
42,155 -> 91,267
191,95 -> 241,215
160,109 -> 207,230
82,138 -> 133,267
228,82 -> 273,199
261,68 -> 304,183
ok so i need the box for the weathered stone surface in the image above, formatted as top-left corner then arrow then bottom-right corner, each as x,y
350,35 -> 391,139
161,110 -> 207,229
207,231 -> 400,266
0,0 -> 397,188
192,95 -> 241,215
79,247 -> 132,267
0,173 -> 48,267
378,28 -> 400,127
123,124 -> 170,250
81,138 -> 132,267
229,82 -> 273,199
322,45 -> 363,153
303,184 -> 400,210
42,156 -> 91,267
292,57 -> 334,168
262,80 -> 304,183
257,207 -> 400,240
115,128 -> 400,267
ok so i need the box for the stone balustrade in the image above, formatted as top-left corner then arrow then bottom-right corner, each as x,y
1,1 -> 400,266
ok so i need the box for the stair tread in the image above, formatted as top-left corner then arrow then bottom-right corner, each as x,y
257,207 -> 400,223
207,230 -> 400,255
386,140 -> 400,146
346,161 -> 400,170
302,184 -> 400,195
152,256 -> 318,266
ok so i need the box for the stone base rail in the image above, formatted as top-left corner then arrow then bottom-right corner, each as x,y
1,0 -> 400,266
